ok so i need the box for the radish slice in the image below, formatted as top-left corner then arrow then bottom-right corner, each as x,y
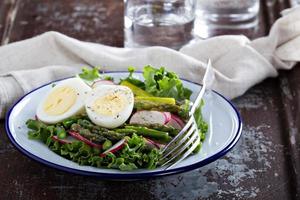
100,139 -> 126,157
51,136 -> 75,144
171,114 -> 185,127
162,112 -> 171,123
92,80 -> 115,88
166,114 -> 185,130
68,131 -> 102,149
166,119 -> 182,130
145,138 -> 165,149
130,111 -> 171,125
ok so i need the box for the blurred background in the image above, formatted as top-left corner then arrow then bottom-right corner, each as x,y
0,0 -> 299,47
0,1 -> 300,200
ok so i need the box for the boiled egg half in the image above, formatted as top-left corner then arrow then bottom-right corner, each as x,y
36,77 -> 91,124
85,85 -> 134,129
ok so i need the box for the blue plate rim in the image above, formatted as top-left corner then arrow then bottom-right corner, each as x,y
5,72 -> 243,179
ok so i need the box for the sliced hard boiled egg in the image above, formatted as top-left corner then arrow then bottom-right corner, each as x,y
85,85 -> 134,129
36,77 -> 91,124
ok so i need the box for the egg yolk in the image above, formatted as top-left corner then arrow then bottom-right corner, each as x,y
92,93 -> 126,116
43,86 -> 77,115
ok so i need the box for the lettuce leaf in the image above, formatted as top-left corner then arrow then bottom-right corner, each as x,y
121,67 -> 145,89
109,134 -> 160,170
78,67 -> 100,81
193,100 -> 208,153
194,100 -> 208,141
122,66 -> 192,101
78,67 -> 113,82
26,119 -> 160,171
143,66 -> 192,101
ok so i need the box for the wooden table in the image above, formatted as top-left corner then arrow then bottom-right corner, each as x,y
0,0 -> 299,199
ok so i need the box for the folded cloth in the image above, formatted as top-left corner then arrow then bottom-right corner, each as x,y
0,7 -> 300,119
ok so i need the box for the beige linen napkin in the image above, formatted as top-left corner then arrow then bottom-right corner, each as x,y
0,7 -> 299,119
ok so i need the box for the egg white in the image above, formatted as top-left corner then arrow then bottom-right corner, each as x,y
85,85 -> 134,129
36,77 -> 91,124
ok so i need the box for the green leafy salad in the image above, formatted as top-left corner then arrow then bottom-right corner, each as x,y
26,66 -> 208,171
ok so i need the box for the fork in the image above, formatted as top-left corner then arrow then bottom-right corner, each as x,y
159,59 -> 215,169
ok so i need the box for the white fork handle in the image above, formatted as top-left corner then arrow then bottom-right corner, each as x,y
189,59 -> 214,116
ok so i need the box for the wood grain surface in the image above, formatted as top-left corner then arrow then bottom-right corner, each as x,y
0,0 -> 299,199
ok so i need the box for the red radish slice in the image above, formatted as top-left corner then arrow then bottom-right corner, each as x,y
100,139 -> 126,157
145,138 -> 165,149
92,80 -> 115,88
166,114 -> 185,130
166,119 -> 182,130
68,131 -> 102,149
144,138 -> 157,149
51,136 -> 74,144
171,114 -> 185,127
162,112 -> 171,123
130,111 -> 171,125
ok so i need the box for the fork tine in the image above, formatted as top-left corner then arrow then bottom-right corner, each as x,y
165,134 -> 200,170
160,122 -> 197,161
160,116 -> 194,154
161,129 -> 199,167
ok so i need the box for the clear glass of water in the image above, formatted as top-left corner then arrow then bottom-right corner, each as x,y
291,0 -> 300,6
124,0 -> 197,49
195,0 -> 260,38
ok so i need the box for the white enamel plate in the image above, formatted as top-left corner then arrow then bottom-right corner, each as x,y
5,72 -> 242,179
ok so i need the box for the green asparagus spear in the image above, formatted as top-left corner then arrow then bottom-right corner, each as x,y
77,128 -> 107,143
70,123 -> 126,143
129,123 -> 179,137
115,128 -> 137,134
77,119 -> 114,133
135,96 -> 175,104
77,119 -> 94,130
134,98 -> 189,119
120,80 -> 152,97
124,126 -> 172,143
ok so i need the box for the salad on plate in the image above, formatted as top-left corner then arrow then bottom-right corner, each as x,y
25,66 -> 208,171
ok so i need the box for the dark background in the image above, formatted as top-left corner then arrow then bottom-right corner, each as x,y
0,0 -> 299,199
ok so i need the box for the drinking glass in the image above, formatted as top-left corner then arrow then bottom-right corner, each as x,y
291,0 -> 300,6
194,0 -> 260,38
124,0 -> 197,49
